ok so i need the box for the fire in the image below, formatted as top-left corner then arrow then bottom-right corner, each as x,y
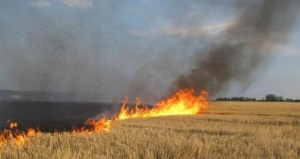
0,88 -> 208,147
84,118 -> 112,132
27,128 -> 37,136
15,135 -> 25,146
72,89 -> 208,133
9,122 -> 17,129
117,88 -> 208,120
0,122 -> 41,147
72,117 -> 112,133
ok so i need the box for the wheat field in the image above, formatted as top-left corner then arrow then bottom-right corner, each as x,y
1,102 -> 300,159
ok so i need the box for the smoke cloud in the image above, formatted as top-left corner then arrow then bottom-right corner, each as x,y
172,0 -> 300,96
0,0 -> 121,101
1,0 -> 299,103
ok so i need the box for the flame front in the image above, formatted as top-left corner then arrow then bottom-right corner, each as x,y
0,88 -> 208,147
0,122 -> 40,147
118,89 -> 209,120
74,88 -> 208,132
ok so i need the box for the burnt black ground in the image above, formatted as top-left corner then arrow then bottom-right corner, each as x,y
0,101 -> 122,132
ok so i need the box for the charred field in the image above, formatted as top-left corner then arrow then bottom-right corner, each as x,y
1,102 -> 300,159
0,101 -> 122,132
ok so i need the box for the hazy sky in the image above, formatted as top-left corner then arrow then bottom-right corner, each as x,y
0,0 -> 299,101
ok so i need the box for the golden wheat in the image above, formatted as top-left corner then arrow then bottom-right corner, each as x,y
0,102 -> 300,159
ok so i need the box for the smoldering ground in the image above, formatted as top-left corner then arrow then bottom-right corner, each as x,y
0,101 -> 122,132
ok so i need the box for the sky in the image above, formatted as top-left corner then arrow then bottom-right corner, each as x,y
0,0 -> 299,101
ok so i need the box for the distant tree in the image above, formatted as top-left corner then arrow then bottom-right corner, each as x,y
238,97 -> 245,101
294,99 -> 300,102
215,95 -> 299,102
231,97 -> 238,101
259,98 -> 266,101
265,94 -> 287,102
216,96 -> 256,101
277,96 -> 284,102
265,94 -> 278,101
286,98 -> 294,102
216,97 -> 227,101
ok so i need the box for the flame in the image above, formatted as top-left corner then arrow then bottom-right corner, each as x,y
70,88 -> 208,134
9,122 -> 17,129
27,128 -> 39,136
72,89 -> 208,133
0,88 -> 208,147
15,135 -> 25,146
84,118 -> 112,132
72,117 -> 112,133
117,88 -> 208,120
0,122 -> 40,147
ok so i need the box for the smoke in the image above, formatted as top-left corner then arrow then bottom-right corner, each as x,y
172,0 -> 300,96
1,0 -> 299,103
0,0 -> 122,102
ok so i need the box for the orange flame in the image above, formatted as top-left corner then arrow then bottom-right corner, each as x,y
72,117 -> 112,133
117,88 -> 208,120
27,128 -> 36,136
0,88 -> 208,147
72,89 -> 208,133
0,121 -> 40,147
9,122 -> 17,129
15,134 -> 25,146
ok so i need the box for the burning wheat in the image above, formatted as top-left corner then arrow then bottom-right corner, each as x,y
0,88 -> 208,147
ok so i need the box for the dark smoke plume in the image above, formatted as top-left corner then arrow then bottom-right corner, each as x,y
1,0 -> 299,103
173,0 -> 300,96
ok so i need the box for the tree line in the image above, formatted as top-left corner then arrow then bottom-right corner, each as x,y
216,94 -> 300,102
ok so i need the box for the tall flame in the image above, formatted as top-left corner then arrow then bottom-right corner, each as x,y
0,88 -> 208,147
118,89 -> 208,120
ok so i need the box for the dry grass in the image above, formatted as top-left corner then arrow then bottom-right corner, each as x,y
1,102 -> 300,159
